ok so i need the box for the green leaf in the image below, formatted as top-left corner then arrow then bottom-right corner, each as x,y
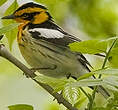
79,68 -> 118,89
0,0 -> 7,6
8,104 -> 33,110
0,23 -> 19,35
110,47 -> 118,56
104,76 -> 118,87
63,83 -> 81,105
71,79 -> 103,87
74,96 -> 87,109
104,84 -> 118,91
90,68 -> 118,76
2,0 -> 18,49
69,40 -> 107,54
77,72 -> 95,81
81,68 -> 118,78
35,75 -> 69,92
77,68 -> 118,81
3,0 -> 18,25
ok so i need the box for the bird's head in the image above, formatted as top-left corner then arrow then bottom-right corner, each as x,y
2,2 -> 52,24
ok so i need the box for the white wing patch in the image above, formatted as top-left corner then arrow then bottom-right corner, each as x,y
29,28 -> 64,39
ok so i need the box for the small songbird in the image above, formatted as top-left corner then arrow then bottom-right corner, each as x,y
2,2 -> 109,98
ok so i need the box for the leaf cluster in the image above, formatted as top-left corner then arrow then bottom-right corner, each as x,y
1,0 -> 118,110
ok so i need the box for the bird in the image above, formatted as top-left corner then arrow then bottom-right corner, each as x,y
2,2 -> 110,98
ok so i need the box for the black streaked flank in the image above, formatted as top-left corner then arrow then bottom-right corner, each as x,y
19,43 -> 25,47
14,2 -> 47,13
38,49 -> 46,57
30,47 -> 37,52
47,55 -> 62,63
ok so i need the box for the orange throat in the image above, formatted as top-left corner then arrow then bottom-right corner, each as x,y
17,21 -> 29,43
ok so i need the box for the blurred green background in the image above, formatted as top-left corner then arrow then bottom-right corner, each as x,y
0,0 -> 118,110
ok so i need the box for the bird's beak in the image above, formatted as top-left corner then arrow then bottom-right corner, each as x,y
1,14 -> 15,19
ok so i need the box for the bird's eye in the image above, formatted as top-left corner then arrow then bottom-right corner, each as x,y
23,13 -> 29,18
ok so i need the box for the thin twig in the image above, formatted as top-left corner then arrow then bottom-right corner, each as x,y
0,44 -> 78,110
101,39 -> 117,74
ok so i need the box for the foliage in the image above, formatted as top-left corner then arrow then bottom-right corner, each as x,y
0,0 -> 8,6
69,0 -> 118,38
8,104 -> 33,110
92,92 -> 118,110
0,0 -> 118,110
69,40 -> 107,54
0,23 -> 19,35
35,75 -> 69,92
34,37 -> 118,110
69,38 -> 118,67
63,83 -> 81,105
2,0 -> 18,49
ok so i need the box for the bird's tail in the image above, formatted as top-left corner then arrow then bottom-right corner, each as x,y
97,85 -> 110,99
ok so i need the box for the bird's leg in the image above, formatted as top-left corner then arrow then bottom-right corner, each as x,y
66,73 -> 71,79
66,73 -> 77,80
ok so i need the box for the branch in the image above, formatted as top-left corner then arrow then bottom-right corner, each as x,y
0,44 -> 78,110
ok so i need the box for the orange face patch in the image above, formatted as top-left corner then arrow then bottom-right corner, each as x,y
32,11 -> 49,24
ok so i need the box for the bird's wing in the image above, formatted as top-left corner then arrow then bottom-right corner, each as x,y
28,28 -> 81,47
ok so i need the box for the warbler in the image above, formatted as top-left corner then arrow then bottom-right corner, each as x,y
2,2 -> 109,98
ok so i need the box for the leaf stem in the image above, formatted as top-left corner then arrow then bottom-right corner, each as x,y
101,39 -> 117,70
79,87 -> 90,100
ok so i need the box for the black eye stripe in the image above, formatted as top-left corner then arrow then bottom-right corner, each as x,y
16,12 -> 40,17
